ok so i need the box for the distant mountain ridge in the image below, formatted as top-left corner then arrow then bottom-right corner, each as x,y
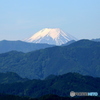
0,39 -> 100,79
0,40 -> 54,53
24,28 -> 77,45
92,38 -> 100,42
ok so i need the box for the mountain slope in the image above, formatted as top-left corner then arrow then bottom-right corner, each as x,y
0,40 -> 54,53
0,73 -> 100,98
0,72 -> 28,84
0,39 -> 100,79
25,28 -> 76,45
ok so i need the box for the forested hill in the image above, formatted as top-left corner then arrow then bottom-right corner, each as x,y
0,72 -> 100,98
0,39 -> 100,79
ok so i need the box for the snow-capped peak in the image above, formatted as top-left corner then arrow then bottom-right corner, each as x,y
24,28 -> 77,45
30,28 -> 61,39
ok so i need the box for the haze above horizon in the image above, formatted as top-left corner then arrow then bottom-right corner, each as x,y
0,0 -> 100,41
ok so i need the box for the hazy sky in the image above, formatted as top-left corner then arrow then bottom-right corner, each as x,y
0,0 -> 100,41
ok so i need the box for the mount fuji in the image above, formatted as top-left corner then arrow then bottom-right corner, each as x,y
24,28 -> 77,45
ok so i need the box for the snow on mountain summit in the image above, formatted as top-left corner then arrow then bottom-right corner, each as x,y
24,28 -> 77,45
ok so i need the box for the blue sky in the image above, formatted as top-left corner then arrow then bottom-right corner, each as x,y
0,0 -> 100,40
